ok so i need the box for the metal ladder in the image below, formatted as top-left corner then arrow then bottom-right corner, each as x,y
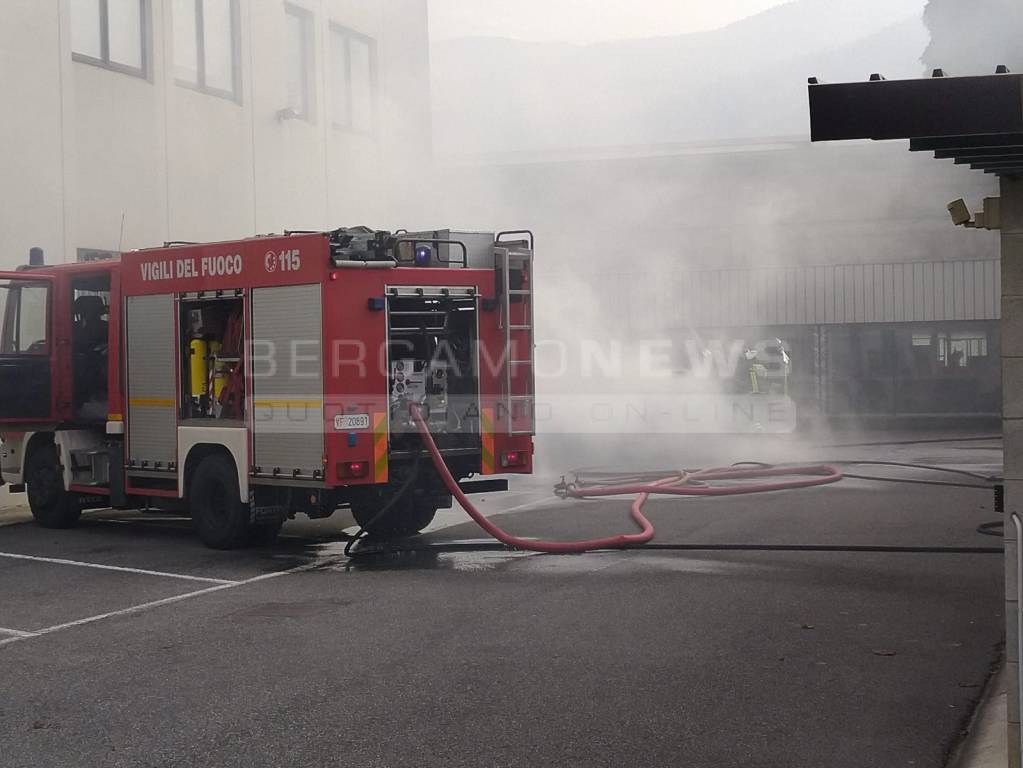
495,233 -> 535,435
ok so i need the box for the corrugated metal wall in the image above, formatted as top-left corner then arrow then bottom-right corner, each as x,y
250,284 -> 324,478
605,259 -> 1000,331
125,294 -> 177,467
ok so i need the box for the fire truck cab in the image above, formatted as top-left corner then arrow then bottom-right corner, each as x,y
0,228 -> 535,548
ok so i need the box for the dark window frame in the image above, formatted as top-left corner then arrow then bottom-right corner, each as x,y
173,0 -> 242,103
0,281 -> 52,357
71,0 -> 150,80
329,23 -> 378,136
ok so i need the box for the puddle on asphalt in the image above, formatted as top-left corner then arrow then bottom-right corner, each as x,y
309,540 -> 770,576
338,548 -> 528,572
602,552 -> 767,575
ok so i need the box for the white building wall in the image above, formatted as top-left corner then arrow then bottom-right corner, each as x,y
163,0 -> 255,244
1003,176 -> 1023,768
0,1 -> 67,267
0,0 -> 432,270
249,0 -> 330,234
69,35 -> 171,258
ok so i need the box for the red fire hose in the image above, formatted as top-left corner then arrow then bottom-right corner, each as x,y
409,405 -> 844,554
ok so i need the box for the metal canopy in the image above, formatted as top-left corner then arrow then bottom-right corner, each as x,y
808,71 -> 1023,176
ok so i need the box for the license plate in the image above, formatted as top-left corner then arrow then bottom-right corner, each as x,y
334,414 -> 370,431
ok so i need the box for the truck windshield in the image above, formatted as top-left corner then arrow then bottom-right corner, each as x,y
0,280 -> 49,355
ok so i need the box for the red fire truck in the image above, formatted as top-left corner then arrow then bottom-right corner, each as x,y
0,228 -> 535,548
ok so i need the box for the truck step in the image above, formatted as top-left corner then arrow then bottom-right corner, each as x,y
70,448 -> 111,486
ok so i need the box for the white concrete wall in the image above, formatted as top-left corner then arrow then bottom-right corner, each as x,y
1002,175 -> 1023,768
0,1 -> 67,267
0,0 -> 432,270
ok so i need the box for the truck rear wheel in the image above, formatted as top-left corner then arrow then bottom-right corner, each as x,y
351,492 -> 437,538
190,454 -> 250,550
26,443 -> 82,529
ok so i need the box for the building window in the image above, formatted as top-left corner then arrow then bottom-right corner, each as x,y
71,0 -> 148,78
938,332 -> 989,368
330,25 -> 376,134
172,0 -> 240,100
284,4 -> 315,122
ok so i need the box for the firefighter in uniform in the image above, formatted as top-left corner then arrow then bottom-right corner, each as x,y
739,347 -> 767,394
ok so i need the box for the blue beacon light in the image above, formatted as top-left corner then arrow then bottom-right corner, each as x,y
414,245 -> 433,267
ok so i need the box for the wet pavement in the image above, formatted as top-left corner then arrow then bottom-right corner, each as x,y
0,433 -> 1006,767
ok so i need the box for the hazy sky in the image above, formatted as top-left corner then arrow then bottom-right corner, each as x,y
429,0 -> 791,43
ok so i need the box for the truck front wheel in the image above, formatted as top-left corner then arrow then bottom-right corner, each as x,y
26,443 -> 82,529
190,454 -> 250,550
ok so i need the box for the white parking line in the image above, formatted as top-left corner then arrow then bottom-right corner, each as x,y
0,628 -> 37,638
0,552 -> 238,585
0,558 -> 335,648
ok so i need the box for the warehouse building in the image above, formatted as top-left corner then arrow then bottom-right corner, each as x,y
607,257 -> 1002,421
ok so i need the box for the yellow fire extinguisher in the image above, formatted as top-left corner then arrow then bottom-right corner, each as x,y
189,338 -> 209,400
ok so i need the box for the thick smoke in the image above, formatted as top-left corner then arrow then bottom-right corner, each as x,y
420,0 -> 1006,472
922,0 -> 1023,74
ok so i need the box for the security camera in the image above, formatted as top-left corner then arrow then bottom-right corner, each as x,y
947,199 -> 973,227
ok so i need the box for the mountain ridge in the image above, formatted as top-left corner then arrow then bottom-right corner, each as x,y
431,0 -> 928,155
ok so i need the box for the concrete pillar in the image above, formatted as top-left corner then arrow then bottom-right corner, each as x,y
1003,175 -> 1023,768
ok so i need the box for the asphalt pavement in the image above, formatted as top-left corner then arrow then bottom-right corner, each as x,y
0,433 -> 1006,767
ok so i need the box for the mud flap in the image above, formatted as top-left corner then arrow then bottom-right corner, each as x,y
248,489 -> 288,525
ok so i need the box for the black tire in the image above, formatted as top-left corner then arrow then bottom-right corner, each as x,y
26,443 -> 81,529
248,517 -> 285,546
351,492 -> 438,538
190,454 -> 250,550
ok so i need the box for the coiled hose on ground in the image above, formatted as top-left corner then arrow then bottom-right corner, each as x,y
410,404 -> 845,554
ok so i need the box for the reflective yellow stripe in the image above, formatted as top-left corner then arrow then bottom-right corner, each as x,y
252,399 -> 323,409
129,398 -> 175,408
107,413 -> 124,422
480,407 -> 496,475
373,413 -> 388,483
